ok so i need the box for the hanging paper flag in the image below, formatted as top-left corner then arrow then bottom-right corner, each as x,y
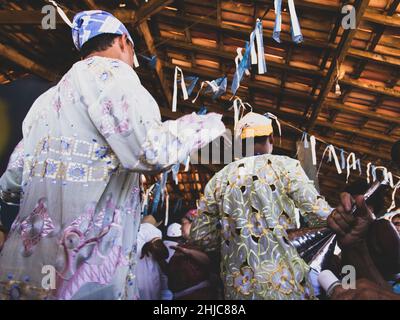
273,0 -> 283,43
172,66 -> 189,112
272,0 -> 303,44
178,76 -> 199,97
138,54 -> 157,69
197,106 -> 208,115
288,0 -> 303,43
192,76 -> 227,102
250,19 -> 267,74
231,42 -> 251,96
317,145 -> 342,176
207,76 -> 227,100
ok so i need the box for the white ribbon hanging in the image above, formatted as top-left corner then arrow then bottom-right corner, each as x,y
164,192 -> 169,227
340,149 -> 346,170
288,0 -> 303,43
355,158 -> 362,175
303,132 -> 309,148
184,155 -> 190,172
230,97 -> 247,136
310,135 -> 317,165
295,132 -> 308,158
133,53 -> 140,68
172,66 -> 189,112
273,0 -> 282,43
141,183 -> 156,213
388,171 -> 395,188
346,152 -> 357,183
373,166 -> 394,188
250,19 -> 267,74
366,162 -> 372,183
317,145 -> 342,176
388,180 -> 400,212
265,112 -> 282,137
48,0 -> 74,28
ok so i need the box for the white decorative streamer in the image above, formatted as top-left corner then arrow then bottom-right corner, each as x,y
317,145 -> 342,176
48,0 -> 74,28
250,19 -> 267,74
288,0 -> 303,43
164,193 -> 169,226
172,66 -> 189,112
310,135 -> 317,165
346,152 -> 356,183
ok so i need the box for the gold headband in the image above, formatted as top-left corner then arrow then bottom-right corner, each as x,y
240,125 -> 273,139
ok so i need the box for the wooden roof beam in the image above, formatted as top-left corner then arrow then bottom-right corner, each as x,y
139,21 -> 172,107
0,1 -> 172,25
339,77 -> 400,98
348,48 -> 400,68
163,62 -> 316,103
307,0 -> 370,131
0,43 -> 57,82
324,101 -> 400,126
157,38 -> 323,78
156,10 -> 334,50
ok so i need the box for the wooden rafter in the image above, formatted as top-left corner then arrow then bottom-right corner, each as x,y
307,0 -> 370,131
139,21 -> 172,107
0,0 -> 172,25
0,43 -> 57,81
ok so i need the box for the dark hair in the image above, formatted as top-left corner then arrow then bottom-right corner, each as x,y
241,135 -> 270,157
79,33 -> 122,58
391,140 -> 400,167
344,180 -> 386,216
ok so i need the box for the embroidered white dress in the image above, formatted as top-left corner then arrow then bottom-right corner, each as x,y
0,56 -> 224,300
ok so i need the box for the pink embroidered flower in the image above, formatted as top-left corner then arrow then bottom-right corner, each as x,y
19,198 -> 55,256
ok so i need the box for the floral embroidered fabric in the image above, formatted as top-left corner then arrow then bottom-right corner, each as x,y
190,154 -> 332,300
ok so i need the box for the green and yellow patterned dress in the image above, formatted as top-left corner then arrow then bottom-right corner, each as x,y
190,154 -> 333,300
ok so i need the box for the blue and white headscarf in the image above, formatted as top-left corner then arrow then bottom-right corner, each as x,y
49,2 -> 139,67
71,10 -> 134,51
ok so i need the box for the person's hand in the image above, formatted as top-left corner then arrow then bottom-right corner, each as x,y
330,278 -> 400,300
327,193 -> 374,248
170,245 -> 189,255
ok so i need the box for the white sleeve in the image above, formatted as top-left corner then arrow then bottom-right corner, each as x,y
79,60 -> 225,173
0,140 -> 24,204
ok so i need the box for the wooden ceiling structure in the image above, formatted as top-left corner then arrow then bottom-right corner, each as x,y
0,0 -> 400,208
